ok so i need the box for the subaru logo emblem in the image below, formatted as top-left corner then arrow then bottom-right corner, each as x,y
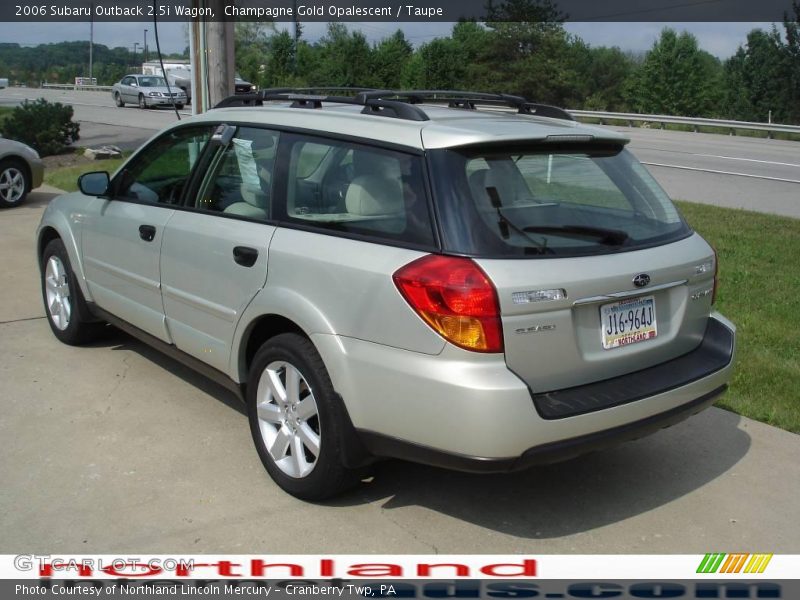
633,273 -> 651,288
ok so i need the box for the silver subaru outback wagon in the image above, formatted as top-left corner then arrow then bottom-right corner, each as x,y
36,90 -> 736,499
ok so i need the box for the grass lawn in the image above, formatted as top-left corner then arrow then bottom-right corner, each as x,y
676,201 -> 800,433
44,157 -> 126,192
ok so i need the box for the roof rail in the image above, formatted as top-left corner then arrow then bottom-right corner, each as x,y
213,89 -> 429,121
212,88 -> 573,122
364,90 -> 574,121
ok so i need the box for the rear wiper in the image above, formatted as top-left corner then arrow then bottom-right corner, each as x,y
522,225 -> 629,246
485,186 -> 552,254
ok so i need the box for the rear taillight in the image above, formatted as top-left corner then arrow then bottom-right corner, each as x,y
711,247 -> 719,305
393,255 -> 504,353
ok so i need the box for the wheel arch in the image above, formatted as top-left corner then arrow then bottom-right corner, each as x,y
238,313 -> 307,383
37,219 -> 93,301
239,313 -> 374,471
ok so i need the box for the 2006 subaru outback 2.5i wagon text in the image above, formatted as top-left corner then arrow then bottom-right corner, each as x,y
36,89 -> 736,499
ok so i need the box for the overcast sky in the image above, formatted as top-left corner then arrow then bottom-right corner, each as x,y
0,21 -> 777,59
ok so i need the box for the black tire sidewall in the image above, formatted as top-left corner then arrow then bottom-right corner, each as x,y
0,159 -> 30,208
138,94 -> 146,109
115,92 -> 123,107
246,333 -> 353,500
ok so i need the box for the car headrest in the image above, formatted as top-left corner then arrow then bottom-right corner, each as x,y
345,175 -> 404,217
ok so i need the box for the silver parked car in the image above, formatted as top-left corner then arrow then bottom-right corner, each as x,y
112,74 -> 187,110
36,90 -> 736,500
0,137 -> 44,208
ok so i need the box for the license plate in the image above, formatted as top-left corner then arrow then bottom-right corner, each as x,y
600,295 -> 657,350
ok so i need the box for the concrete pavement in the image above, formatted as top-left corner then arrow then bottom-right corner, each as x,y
1,194 -> 799,554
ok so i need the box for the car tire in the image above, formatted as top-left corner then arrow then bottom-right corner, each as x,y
41,239 -> 106,345
114,92 -> 124,107
247,333 -> 361,500
138,94 -> 146,109
0,158 -> 30,208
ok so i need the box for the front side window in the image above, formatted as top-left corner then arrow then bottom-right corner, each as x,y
113,126 -> 211,205
276,134 -> 435,247
195,127 -> 279,221
431,145 -> 690,258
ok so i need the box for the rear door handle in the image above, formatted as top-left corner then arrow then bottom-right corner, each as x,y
139,225 -> 156,242
233,246 -> 258,267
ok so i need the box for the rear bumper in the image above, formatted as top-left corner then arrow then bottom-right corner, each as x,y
314,312 -> 736,467
532,317 -> 734,419
359,384 -> 727,473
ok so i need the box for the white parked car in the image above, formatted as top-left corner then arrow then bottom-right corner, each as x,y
112,74 -> 187,110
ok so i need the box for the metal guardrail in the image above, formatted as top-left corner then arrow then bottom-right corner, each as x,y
568,109 -> 800,136
41,83 -> 114,92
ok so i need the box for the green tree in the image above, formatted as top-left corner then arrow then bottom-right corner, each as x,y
310,23 -> 374,87
263,30 -> 298,88
723,28 -> 790,122
235,22 -> 275,87
572,44 -> 637,111
371,30 -> 413,89
629,29 -> 722,116
416,38 -> 465,89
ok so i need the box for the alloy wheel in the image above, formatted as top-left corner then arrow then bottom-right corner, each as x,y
255,361 -> 321,478
45,256 -> 71,330
0,166 -> 26,204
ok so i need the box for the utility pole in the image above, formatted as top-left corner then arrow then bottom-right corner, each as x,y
204,0 -> 234,108
293,0 -> 299,73
88,3 -> 94,83
133,42 -> 140,71
144,28 -> 148,63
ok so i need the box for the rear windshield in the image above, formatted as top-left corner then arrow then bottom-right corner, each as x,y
429,145 -> 691,258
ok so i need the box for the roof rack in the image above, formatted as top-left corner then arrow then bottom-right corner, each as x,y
364,90 -> 574,121
213,87 -> 429,121
212,88 -> 573,122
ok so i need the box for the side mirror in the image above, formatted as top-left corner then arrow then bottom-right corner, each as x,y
79,171 -> 110,196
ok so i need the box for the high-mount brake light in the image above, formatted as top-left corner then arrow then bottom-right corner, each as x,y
393,255 -> 504,353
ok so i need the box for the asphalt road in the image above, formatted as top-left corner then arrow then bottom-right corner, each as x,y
1,192 -> 800,553
615,127 -> 800,219
2,87 -> 799,218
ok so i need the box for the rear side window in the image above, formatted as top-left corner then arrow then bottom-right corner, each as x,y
274,134 -> 436,248
430,145 -> 690,258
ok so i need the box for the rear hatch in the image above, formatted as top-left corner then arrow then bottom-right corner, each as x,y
428,141 -> 717,393
477,235 -> 715,392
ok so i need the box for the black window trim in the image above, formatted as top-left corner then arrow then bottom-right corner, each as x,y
100,121 -> 443,252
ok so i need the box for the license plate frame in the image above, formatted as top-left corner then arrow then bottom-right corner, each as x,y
600,295 -> 658,350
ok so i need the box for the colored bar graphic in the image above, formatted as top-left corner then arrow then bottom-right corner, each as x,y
698,553 -> 773,574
